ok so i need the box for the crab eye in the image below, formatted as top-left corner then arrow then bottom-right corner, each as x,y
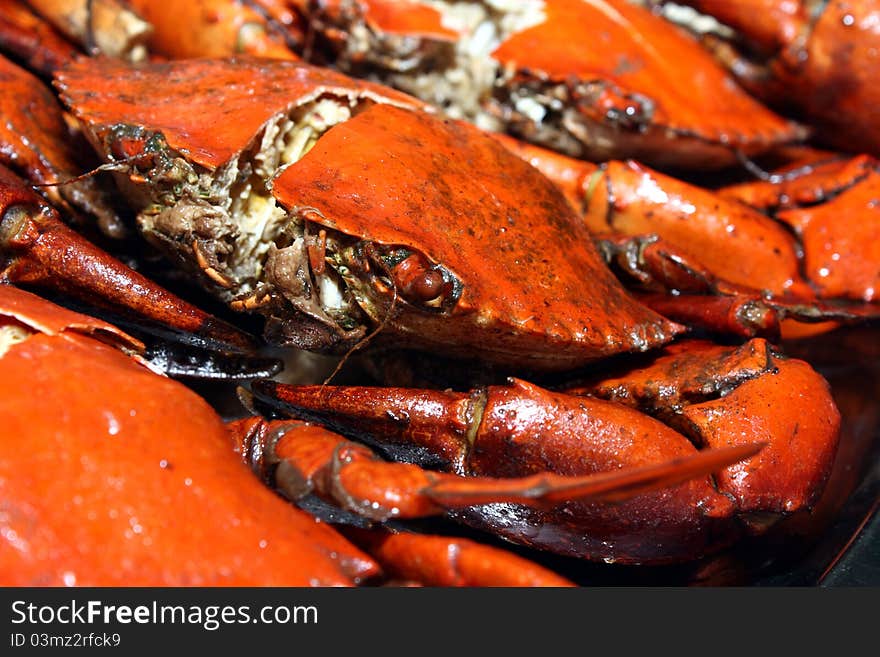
390,253 -> 453,306
371,247 -> 460,311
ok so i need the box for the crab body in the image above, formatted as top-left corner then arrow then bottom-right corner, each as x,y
56,55 -> 681,370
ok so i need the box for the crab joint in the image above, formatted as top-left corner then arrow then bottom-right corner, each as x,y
0,205 -> 40,249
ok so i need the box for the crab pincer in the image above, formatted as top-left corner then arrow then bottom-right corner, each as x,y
567,338 -> 842,520
248,377 -> 772,564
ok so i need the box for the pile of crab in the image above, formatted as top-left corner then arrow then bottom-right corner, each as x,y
1,0 -> 877,586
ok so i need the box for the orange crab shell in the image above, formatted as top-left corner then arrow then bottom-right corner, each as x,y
272,102 -> 681,366
675,0 -> 880,157
56,56 -> 683,369
55,56 -> 423,170
306,0 -> 807,168
493,0 -> 804,162
0,285 -> 377,586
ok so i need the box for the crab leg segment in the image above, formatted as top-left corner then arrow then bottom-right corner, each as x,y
343,527 -> 576,587
0,53 -> 123,236
720,154 -> 876,211
230,416 -> 582,585
0,165 -> 257,353
633,292 -> 780,340
0,0 -> 79,77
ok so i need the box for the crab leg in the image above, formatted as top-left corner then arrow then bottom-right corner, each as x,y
720,154 -> 876,211
596,232 -> 782,338
597,231 -> 880,337
634,292 -> 780,340
0,52 -> 123,236
0,164 -> 257,353
0,0 -> 79,77
231,416 -> 586,586
342,527 -> 576,587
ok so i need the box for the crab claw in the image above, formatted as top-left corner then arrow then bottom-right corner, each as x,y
0,164 -> 257,353
230,416 -> 762,519
721,155 -> 880,303
249,378 -> 753,564
570,338 -> 841,521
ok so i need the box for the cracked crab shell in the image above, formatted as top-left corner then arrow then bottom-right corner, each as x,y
56,56 -> 681,370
